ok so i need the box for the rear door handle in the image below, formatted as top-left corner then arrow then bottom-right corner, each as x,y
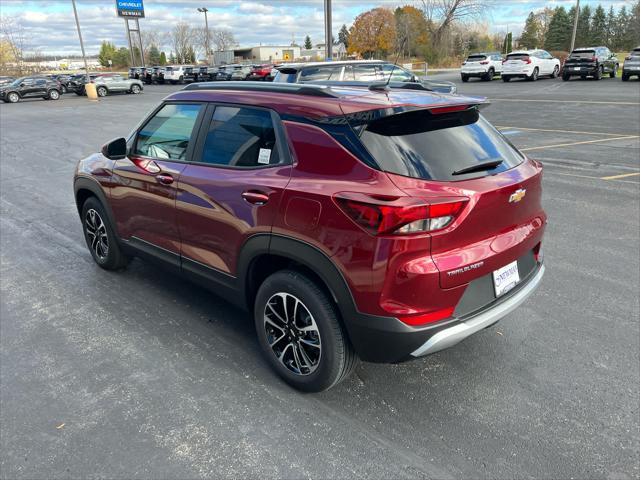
241,191 -> 269,205
156,174 -> 174,185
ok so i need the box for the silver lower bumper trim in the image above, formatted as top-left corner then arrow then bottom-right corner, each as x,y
410,264 -> 545,357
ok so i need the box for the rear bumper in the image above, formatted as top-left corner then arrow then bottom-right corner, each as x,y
347,262 -> 544,363
410,264 -> 545,357
563,65 -> 598,75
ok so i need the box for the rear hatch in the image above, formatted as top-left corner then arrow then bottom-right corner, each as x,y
355,105 -> 545,288
463,54 -> 488,71
565,50 -> 596,68
503,53 -> 530,71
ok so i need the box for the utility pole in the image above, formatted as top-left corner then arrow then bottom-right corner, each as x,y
570,0 -> 580,53
198,7 -> 210,63
71,0 -> 90,83
324,0 -> 332,61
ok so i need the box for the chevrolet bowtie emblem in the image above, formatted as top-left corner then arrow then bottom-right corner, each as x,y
509,189 -> 526,203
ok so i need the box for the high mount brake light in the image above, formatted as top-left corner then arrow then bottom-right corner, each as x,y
429,105 -> 472,114
335,195 -> 468,236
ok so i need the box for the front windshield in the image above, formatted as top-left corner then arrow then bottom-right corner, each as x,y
10,77 -> 26,86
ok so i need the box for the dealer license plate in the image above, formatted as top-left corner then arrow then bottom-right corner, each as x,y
493,261 -> 520,297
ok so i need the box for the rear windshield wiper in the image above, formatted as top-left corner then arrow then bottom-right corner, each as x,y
452,159 -> 503,176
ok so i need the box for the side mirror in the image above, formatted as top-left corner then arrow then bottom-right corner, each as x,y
101,137 -> 128,160
19,83 -> 25,87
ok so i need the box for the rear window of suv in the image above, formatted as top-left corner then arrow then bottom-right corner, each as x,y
570,50 -> 595,58
359,109 -> 524,181
506,54 -> 530,61
466,55 -> 487,61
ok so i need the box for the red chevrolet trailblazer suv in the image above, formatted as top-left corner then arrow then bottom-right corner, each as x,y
74,82 -> 546,391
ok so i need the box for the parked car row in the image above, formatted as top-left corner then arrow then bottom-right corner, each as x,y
68,73 -> 144,97
0,76 -> 63,103
461,46 -> 639,83
129,63 -> 277,85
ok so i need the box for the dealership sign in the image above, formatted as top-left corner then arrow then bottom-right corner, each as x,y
116,0 -> 145,18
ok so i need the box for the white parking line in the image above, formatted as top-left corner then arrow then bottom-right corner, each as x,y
496,126 -> 637,137
520,135 -> 639,152
491,98 -> 640,106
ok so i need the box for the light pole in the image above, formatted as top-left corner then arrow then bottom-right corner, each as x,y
324,0 -> 332,61
569,0 -> 580,53
71,0 -> 90,83
198,7 -> 210,63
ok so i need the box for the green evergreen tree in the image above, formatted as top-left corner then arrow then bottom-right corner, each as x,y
519,12 -> 540,49
502,32 -> 513,54
616,6 -> 629,51
148,45 -> 161,65
545,7 -> 572,51
304,35 -> 313,50
628,1 -> 640,51
338,24 -> 349,48
98,41 -> 117,67
159,51 -> 167,65
590,5 -> 607,46
113,47 -> 130,68
575,5 -> 592,48
605,6 -> 617,48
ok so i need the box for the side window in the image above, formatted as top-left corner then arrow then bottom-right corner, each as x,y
299,66 -> 342,82
352,64 -> 380,81
22,78 -> 34,86
380,64 -> 413,82
135,103 -> 202,161
199,106 -> 282,168
35,79 -> 46,86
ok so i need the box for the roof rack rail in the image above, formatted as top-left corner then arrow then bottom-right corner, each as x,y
182,81 -> 340,98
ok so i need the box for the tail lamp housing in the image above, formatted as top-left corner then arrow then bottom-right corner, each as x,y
334,193 -> 468,236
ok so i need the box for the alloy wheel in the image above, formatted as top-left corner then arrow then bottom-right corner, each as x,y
8,92 -> 19,103
263,292 -> 321,376
85,208 -> 109,260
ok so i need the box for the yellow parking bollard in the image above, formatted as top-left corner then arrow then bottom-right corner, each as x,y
85,82 -> 98,100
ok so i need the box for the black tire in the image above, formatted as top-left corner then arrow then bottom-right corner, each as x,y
170,80 -> 177,85
96,86 -> 108,97
621,72 -> 629,81
502,76 -> 510,82
75,90 -> 84,96
594,66 -> 602,80
562,73 -> 570,81
6,92 -> 19,103
178,76 -> 184,84
130,84 -> 141,94
461,75 -> 469,82
81,197 -> 129,270
61,84 -> 68,94
483,68 -> 494,81
610,65 -> 617,79
551,65 -> 559,78
527,67 -> 539,81
254,270 -> 357,392
47,89 -> 60,100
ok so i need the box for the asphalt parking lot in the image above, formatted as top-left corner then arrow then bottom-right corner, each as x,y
1,74 -> 639,479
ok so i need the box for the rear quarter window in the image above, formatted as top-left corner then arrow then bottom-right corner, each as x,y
359,110 -> 524,182
507,54 -> 529,61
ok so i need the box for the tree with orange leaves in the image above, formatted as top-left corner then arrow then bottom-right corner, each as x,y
348,7 -> 397,59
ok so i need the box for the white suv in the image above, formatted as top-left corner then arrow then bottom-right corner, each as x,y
501,50 -> 561,82
460,52 -> 503,82
164,65 -> 193,85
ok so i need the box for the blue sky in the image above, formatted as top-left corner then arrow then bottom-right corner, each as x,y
0,0 -> 631,56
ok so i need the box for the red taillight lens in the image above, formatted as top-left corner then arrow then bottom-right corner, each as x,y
335,195 -> 468,236
430,105 -> 471,115
480,60 -> 489,65
524,57 -> 531,64
399,307 -> 455,326
591,56 -> 597,62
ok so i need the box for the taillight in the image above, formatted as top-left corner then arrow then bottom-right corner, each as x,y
524,57 -> 531,64
591,56 -> 597,62
480,60 -> 489,65
334,194 -> 468,236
